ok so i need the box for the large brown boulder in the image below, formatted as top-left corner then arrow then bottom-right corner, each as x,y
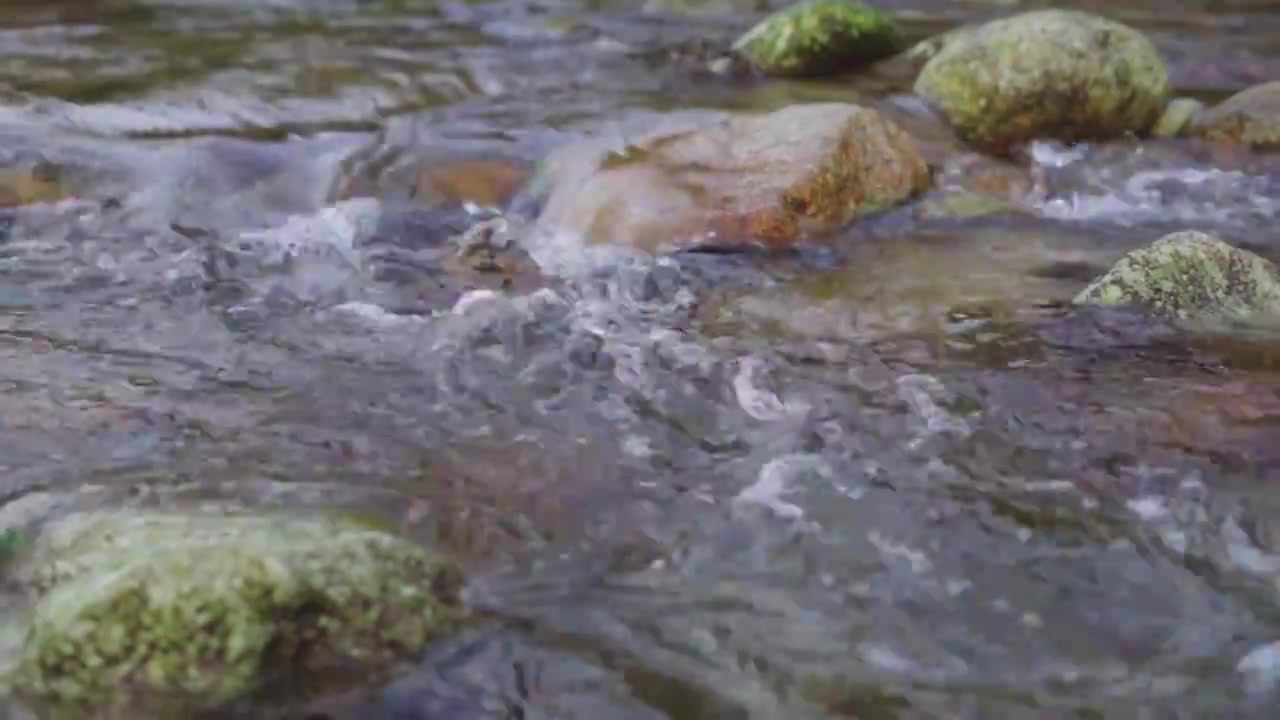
533,103 -> 931,251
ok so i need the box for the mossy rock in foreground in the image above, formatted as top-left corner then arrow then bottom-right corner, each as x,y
9,509 -> 466,718
913,9 -> 1168,153
732,0 -> 901,77
1073,231 -> 1280,324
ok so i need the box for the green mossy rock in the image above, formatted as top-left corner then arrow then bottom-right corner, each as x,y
732,0 -> 901,77
913,9 -> 1168,154
1073,231 -> 1280,323
10,510 -> 466,717
1189,81 -> 1280,149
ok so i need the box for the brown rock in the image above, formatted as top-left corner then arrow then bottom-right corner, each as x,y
534,103 -> 931,251
1189,81 -> 1280,150
414,159 -> 531,209
0,168 -> 68,208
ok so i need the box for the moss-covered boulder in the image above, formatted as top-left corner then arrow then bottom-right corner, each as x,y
1073,231 -> 1280,323
9,509 -> 466,717
913,9 -> 1168,154
732,0 -> 901,77
1152,97 -> 1205,138
1188,81 -> 1280,149
534,103 -> 931,251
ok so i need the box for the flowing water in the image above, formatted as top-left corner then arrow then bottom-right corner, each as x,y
4,0 -> 1280,717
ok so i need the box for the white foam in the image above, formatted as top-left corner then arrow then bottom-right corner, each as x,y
733,454 -> 830,520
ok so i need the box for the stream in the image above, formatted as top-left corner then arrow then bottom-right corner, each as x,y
4,0 -> 1280,717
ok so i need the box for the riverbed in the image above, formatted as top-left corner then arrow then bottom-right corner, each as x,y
3,0 -> 1280,717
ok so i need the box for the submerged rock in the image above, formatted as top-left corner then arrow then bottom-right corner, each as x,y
1189,81 -> 1280,150
1073,231 -> 1280,324
1152,97 -> 1205,138
657,38 -> 759,80
899,23 -> 967,69
9,509 -> 466,717
0,166 -> 70,208
698,228 -> 1082,342
732,0 -> 901,77
414,158 -> 532,209
534,103 -> 930,251
913,10 -> 1168,154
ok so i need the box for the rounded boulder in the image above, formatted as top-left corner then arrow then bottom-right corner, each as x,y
913,9 -> 1168,154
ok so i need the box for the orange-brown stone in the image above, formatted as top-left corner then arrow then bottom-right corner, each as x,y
534,103 -> 931,251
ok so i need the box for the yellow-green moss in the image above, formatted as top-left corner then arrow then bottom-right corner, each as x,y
913,9 -> 1168,153
1073,231 -> 1280,323
733,0 -> 901,77
10,510 -> 466,717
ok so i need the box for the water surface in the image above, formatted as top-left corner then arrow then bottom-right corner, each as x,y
4,0 -> 1280,717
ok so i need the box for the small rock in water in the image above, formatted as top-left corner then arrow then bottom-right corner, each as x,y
898,22 -> 969,70
1152,97 -> 1206,138
0,163 -> 70,208
1073,230 -> 1280,325
732,0 -> 901,77
663,39 -> 759,81
535,103 -> 930,251
1239,641 -> 1280,694
1189,81 -> 1280,150
446,214 -> 544,284
9,509 -> 466,717
414,158 -> 532,210
913,9 -> 1168,154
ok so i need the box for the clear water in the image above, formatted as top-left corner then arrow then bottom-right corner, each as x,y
4,0 -> 1280,717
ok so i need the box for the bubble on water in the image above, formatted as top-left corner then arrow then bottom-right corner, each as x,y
733,356 -> 805,422
1026,139 -> 1280,229
1039,167 -> 1280,226
1029,140 -> 1087,169
867,531 -> 933,575
733,454 -> 830,521
857,642 -> 917,674
1221,516 -> 1280,577
1126,495 -> 1169,521
221,198 -> 380,304
895,374 -> 970,442
328,301 -> 426,328
450,289 -> 504,316
1238,641 -> 1280,695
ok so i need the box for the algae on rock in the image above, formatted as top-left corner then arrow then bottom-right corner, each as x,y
9,509 -> 466,717
913,9 -> 1168,154
1073,231 -> 1280,324
733,0 -> 901,77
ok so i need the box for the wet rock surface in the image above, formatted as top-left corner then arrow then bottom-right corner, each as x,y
1190,81 -> 1280,150
1074,230 -> 1280,325
533,102 -> 931,251
1153,97 -> 1206,138
5,1 -> 1280,719
732,0 -> 901,77
9,509 -> 465,717
914,9 -> 1169,154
